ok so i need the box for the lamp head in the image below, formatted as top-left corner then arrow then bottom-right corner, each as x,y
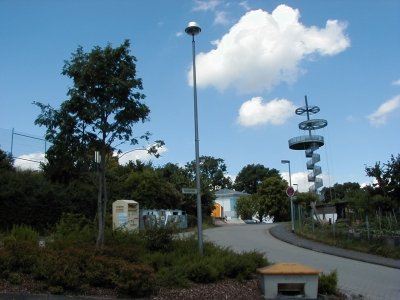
281,160 -> 290,164
185,22 -> 201,36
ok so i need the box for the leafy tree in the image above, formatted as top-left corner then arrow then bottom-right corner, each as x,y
235,195 -> 256,220
185,156 -> 232,191
34,40 -> 159,247
365,154 -> 400,211
321,182 -> 360,202
255,176 -> 290,222
121,165 -> 181,209
234,164 -> 280,194
0,148 -> 14,171
295,192 -> 319,208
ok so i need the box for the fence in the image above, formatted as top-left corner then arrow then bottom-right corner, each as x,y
0,127 -> 48,169
294,204 -> 400,248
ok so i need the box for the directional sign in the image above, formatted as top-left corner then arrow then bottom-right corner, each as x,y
286,186 -> 295,197
182,188 -> 197,194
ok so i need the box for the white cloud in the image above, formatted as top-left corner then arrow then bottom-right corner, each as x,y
214,11 -> 230,25
237,97 -> 296,127
367,95 -> 400,127
281,171 -> 309,193
193,0 -> 221,11
281,171 -> 334,193
14,152 -> 45,171
392,79 -> 400,86
118,145 -> 167,166
188,5 -> 350,93
239,1 -> 251,11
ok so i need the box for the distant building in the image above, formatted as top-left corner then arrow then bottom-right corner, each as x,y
212,189 -> 248,221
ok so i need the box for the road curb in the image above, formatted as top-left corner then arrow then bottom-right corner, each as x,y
269,223 -> 400,270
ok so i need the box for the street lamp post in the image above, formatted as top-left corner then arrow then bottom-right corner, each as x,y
281,159 -> 295,233
186,21 -> 203,255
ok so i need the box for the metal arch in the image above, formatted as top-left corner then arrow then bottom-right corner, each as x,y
295,105 -> 320,116
298,119 -> 328,130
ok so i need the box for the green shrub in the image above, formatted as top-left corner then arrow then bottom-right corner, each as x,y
51,213 -> 95,245
142,226 -> 174,252
9,225 -> 39,243
4,241 -> 39,273
8,272 -> 22,284
84,255 -> 120,288
115,263 -> 156,297
48,286 -> 64,295
222,251 -> 267,280
0,250 -> 11,277
156,266 -> 191,288
141,251 -> 173,272
186,259 -> 219,283
33,248 -> 85,291
318,270 -> 338,295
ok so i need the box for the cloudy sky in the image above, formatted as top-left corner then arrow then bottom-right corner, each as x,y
1,0 -> 399,192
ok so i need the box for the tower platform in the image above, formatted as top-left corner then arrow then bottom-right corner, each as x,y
288,135 -> 324,150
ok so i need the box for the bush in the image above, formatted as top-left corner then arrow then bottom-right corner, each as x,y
4,241 -> 39,274
36,253 -> 82,290
84,255 -> 117,288
8,272 -> 22,284
9,225 -> 39,243
0,220 -> 268,297
115,263 -> 156,297
33,246 -> 92,291
51,213 -> 95,245
156,266 -> 191,288
318,270 -> 338,295
186,259 -> 219,283
0,253 -> 10,278
142,226 -> 174,252
222,251 -> 267,280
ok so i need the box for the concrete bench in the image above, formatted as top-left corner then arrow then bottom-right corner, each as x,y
257,262 -> 320,299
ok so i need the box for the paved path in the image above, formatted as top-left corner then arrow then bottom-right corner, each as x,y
204,223 -> 400,300
270,223 -> 400,269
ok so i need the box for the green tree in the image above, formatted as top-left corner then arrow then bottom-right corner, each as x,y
234,164 -> 280,194
0,148 -> 14,171
185,156 -> 232,191
321,182 -> 360,202
34,40 -> 159,247
295,192 -> 319,208
235,195 -> 256,220
256,176 -> 290,222
365,154 -> 400,211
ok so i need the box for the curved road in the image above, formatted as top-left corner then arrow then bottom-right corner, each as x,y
204,223 -> 400,300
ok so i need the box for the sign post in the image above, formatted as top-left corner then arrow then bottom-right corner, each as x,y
286,186 -> 295,232
182,188 -> 197,195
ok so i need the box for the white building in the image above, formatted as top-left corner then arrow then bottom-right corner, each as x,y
212,189 -> 248,221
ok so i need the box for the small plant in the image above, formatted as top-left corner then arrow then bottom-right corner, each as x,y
142,226 -> 175,252
51,213 -> 95,245
115,263 -> 156,297
186,259 -> 219,283
8,272 -> 22,284
9,224 -> 38,243
318,270 -> 338,295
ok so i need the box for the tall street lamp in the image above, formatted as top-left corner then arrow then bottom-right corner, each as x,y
186,21 -> 203,255
281,159 -> 295,233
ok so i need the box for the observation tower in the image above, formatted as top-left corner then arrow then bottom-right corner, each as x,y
288,96 -> 328,193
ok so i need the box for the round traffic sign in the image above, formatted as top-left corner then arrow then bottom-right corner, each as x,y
286,186 -> 295,197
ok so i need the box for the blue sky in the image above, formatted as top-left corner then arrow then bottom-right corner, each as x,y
1,0 -> 399,192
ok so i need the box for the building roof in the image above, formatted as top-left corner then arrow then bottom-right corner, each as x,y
215,188 -> 249,197
257,263 -> 320,275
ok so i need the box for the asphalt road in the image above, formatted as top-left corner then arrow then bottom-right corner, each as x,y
203,223 -> 400,300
